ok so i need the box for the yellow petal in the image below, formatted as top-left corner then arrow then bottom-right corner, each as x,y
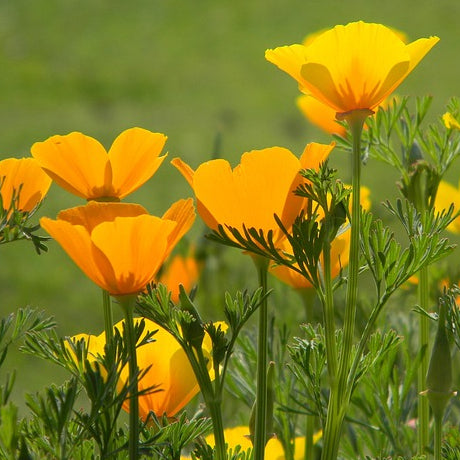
265,44 -> 310,90
300,142 -> 335,170
161,198 -> 196,258
192,147 -> 304,241
90,215 -> 177,295
108,127 -> 167,199
40,217 -> 113,290
435,180 -> 460,234
443,113 -> 460,130
171,157 -> 195,188
57,201 -> 148,231
31,132 -> 113,199
0,158 -> 51,212
268,21 -> 438,113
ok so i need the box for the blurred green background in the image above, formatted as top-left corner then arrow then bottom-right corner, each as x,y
1,0 -> 458,405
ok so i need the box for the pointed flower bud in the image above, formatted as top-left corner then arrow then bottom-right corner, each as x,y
423,303 -> 455,420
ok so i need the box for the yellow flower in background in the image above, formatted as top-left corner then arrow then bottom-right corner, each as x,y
40,199 -> 195,295
266,21 -> 438,114
69,317 -> 222,420
435,180 -> 460,234
31,127 -> 167,200
157,251 -> 202,303
270,186 -> 370,290
181,426 -> 320,460
172,142 -> 334,245
443,113 -> 460,130
0,158 -> 52,212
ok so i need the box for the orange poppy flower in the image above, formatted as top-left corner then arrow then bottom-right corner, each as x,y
157,252 -> 202,303
172,142 -> 334,245
297,95 -> 347,136
0,158 -> 52,212
70,317 -> 223,419
270,185 -> 371,290
40,199 -> 195,296
265,21 -> 438,114
31,127 -> 167,200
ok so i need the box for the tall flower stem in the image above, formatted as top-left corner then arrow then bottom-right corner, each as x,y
101,289 -> 116,454
300,289 -> 317,460
102,289 -> 114,345
117,295 -> 139,460
253,255 -> 270,460
321,109 -> 370,460
434,413 -> 442,460
418,265 -> 430,454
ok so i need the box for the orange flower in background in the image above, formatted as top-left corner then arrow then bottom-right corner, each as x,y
0,158 -> 52,212
70,317 -> 222,420
297,95 -> 347,136
270,185 -> 371,290
40,199 -> 195,295
31,127 -> 167,200
172,142 -> 334,245
435,180 -> 460,234
157,252 -> 202,303
265,21 -> 438,114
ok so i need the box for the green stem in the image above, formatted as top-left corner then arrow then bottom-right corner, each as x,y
101,289 -> 116,454
253,255 -> 270,460
321,109 -> 369,460
102,289 -> 114,345
322,231 -> 338,386
418,265 -> 430,455
299,289 -> 317,460
195,347 -> 226,460
434,413 -> 442,460
118,295 -> 139,460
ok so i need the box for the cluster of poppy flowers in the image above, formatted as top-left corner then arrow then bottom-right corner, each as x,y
1,19 -> 456,458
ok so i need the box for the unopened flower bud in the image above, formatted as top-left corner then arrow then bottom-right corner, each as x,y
423,303 -> 455,420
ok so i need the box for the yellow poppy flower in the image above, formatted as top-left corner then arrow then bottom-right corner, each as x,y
157,252 -> 202,303
270,186 -> 370,290
181,426 -> 319,460
69,317 -> 223,420
172,143 -> 334,245
442,113 -> 460,130
266,21 -> 438,114
40,199 -> 195,295
0,158 -> 52,212
435,180 -> 460,234
31,127 -> 167,200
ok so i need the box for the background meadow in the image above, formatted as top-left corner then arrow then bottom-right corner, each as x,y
1,0 -> 459,410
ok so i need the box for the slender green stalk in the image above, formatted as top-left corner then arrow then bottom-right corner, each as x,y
300,289 -> 317,460
434,414 -> 442,460
102,289 -> 114,345
321,109 -> 370,460
253,255 -> 270,460
321,232 -> 338,386
418,265 -> 430,455
101,289 -> 116,454
118,295 -> 139,460
195,347 -> 226,460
